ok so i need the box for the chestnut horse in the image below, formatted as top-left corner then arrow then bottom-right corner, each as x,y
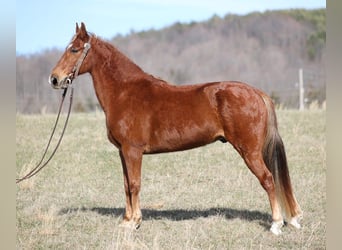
49,23 -> 302,235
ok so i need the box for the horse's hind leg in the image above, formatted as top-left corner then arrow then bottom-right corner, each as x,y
241,152 -> 284,235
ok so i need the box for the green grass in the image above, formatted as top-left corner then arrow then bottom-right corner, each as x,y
16,110 -> 326,249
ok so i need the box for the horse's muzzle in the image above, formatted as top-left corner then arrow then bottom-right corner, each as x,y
49,74 -> 72,89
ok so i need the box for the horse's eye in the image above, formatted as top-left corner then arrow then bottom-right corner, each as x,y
70,48 -> 79,53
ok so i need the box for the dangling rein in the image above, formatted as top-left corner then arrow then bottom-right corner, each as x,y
16,86 -> 74,183
16,40 -> 91,184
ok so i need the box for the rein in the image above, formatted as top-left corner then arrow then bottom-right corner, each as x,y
16,86 -> 74,183
16,39 -> 91,184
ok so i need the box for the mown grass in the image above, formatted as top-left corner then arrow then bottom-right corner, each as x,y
16,110 -> 326,249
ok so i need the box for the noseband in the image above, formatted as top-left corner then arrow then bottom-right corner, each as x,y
64,37 -> 92,88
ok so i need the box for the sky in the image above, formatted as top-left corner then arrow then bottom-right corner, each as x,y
16,0 -> 325,55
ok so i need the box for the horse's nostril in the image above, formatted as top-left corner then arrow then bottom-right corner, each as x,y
50,75 -> 58,86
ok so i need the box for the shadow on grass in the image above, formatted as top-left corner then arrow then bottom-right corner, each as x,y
59,206 -> 272,230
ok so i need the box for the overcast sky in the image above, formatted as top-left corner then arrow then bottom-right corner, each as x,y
16,0 -> 325,55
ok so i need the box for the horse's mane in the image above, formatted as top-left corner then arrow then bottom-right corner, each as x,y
93,35 -> 139,66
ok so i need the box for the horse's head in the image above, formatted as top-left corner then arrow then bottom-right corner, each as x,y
49,22 -> 92,89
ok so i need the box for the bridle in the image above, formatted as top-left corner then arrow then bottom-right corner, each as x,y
16,37 -> 92,184
63,37 -> 92,88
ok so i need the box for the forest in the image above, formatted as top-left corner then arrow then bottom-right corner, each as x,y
16,9 -> 325,113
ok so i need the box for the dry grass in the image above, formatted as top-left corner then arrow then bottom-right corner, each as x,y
16,110 -> 326,249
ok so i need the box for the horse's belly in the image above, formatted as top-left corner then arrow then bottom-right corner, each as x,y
145,122 -> 222,154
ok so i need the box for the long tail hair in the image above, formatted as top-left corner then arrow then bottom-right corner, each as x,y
262,95 -> 302,219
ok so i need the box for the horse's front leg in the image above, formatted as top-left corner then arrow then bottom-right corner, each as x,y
119,145 -> 143,229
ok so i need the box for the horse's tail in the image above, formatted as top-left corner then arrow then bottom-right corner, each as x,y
261,95 -> 302,220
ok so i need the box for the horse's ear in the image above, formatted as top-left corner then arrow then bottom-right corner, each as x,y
76,22 -> 89,41
80,22 -> 87,33
76,22 -> 79,33
77,22 -> 88,40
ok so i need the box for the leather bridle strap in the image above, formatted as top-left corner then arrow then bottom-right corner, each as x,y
66,38 -> 92,86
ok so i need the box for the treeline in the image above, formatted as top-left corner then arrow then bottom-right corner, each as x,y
16,8 -> 325,113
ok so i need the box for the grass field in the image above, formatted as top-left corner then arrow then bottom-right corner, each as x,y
16,110 -> 326,249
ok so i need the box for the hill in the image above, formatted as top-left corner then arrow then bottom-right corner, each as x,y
16,9 -> 325,113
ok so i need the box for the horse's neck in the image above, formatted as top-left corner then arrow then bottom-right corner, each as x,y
90,39 -> 145,85
89,39 -> 147,112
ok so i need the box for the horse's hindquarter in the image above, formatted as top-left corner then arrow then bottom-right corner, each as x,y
212,81 -> 268,152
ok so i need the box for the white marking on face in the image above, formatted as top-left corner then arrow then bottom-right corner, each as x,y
66,35 -> 77,50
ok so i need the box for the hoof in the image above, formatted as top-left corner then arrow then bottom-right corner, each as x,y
119,218 -> 141,230
270,220 -> 284,236
289,216 -> 301,229
134,219 -> 142,230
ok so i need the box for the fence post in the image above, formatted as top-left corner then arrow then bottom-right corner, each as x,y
299,68 -> 304,110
